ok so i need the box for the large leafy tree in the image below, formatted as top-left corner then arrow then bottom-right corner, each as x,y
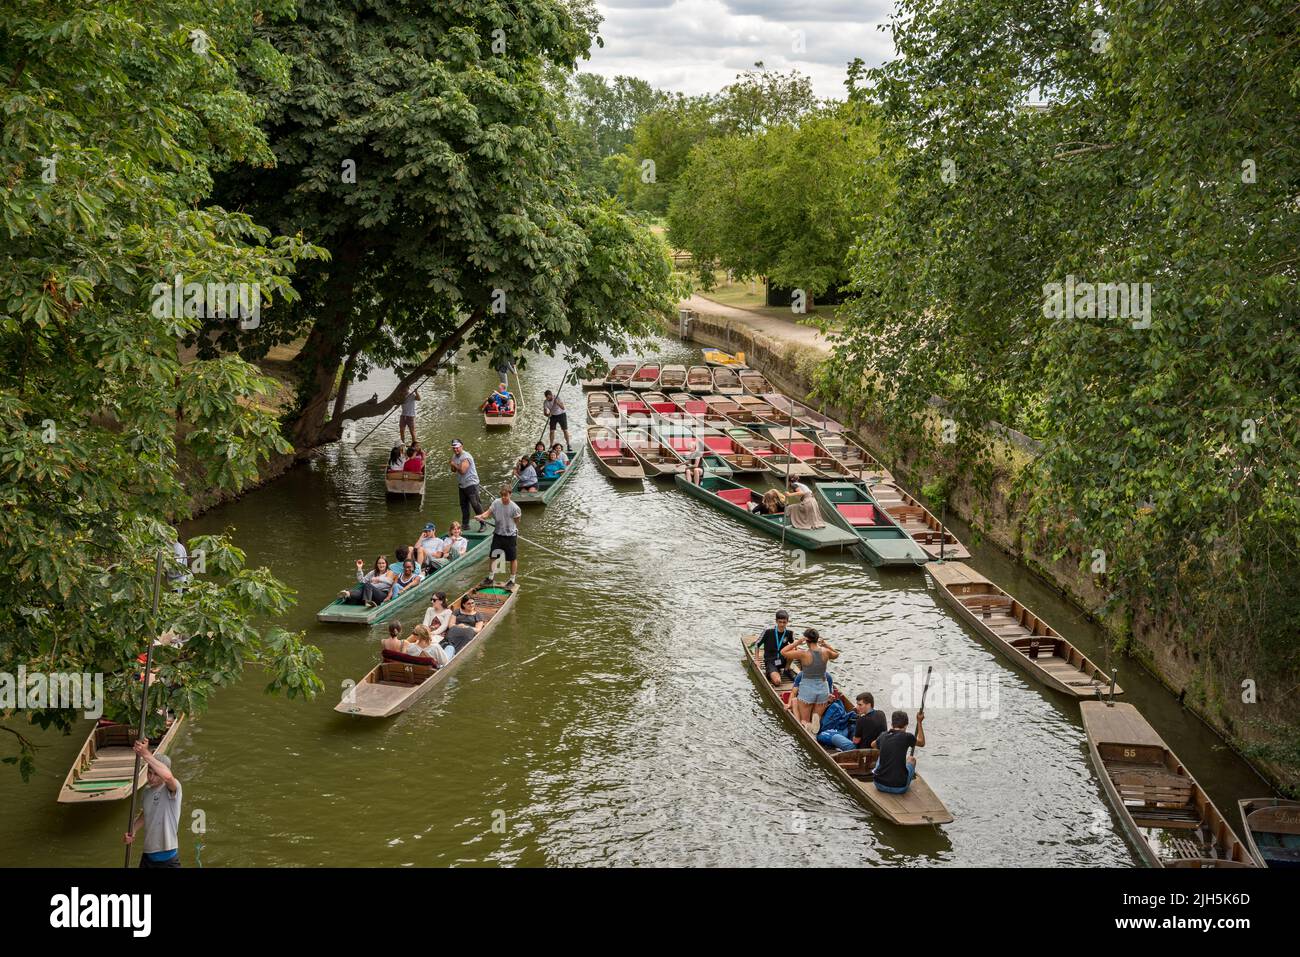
1,0 -> 324,775
208,0 -> 676,453
667,102 -> 888,299
561,72 -> 668,196
824,0 -> 1299,781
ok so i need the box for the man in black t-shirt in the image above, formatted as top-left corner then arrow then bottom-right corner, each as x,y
873,709 -> 926,794
755,610 -> 794,685
852,693 -> 887,750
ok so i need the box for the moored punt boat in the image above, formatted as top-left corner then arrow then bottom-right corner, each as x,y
742,640 -> 953,826
705,395 -> 766,429
588,426 -> 645,480
604,361 -> 636,388
1238,798 -> 1300,868
814,482 -> 927,566
335,581 -> 519,718
924,562 -> 1120,697
658,365 -> 687,391
764,427 -> 854,480
513,443 -> 585,505
587,391 -> 619,425
630,362 -> 661,390
686,365 -> 714,394
703,349 -> 746,368
622,427 -> 685,478
668,394 -> 728,429
642,391 -> 672,405
734,395 -> 797,428
711,366 -> 743,395
1081,701 -> 1256,867
674,473 -> 859,551
58,713 -> 186,804
816,431 -> 892,482
761,393 -> 847,433
385,467 -> 426,500
739,369 -> 772,394
316,529 -> 495,623
868,482 -> 969,560
578,361 -> 609,389
614,390 -> 642,408
691,430 -> 771,475
723,426 -> 810,477
649,426 -> 735,478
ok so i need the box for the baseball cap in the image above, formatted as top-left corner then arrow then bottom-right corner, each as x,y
451,439 -> 463,449
423,523 -> 436,531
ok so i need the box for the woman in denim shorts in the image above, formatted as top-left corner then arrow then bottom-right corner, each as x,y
781,629 -> 840,730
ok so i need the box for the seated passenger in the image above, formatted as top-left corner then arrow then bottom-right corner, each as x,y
541,450 -> 566,481
872,709 -> 926,794
753,489 -> 786,516
440,594 -> 486,659
529,441 -> 548,473
403,444 -> 425,473
422,591 -> 453,637
425,523 -> 469,570
387,445 -> 406,471
380,621 -> 405,654
413,523 -> 440,568
549,443 -> 568,466
814,696 -> 858,752
385,559 -> 423,602
516,456 -> 539,492
852,693 -> 887,750
484,383 -> 514,413
340,556 -> 395,606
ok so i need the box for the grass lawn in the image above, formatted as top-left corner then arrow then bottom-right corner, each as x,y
694,272 -> 842,325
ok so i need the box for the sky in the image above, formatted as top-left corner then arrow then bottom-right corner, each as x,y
581,0 -> 896,99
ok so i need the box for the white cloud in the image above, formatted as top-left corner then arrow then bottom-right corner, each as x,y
584,0 -> 894,99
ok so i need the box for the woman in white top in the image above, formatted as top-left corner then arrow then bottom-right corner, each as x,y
422,592 -> 453,637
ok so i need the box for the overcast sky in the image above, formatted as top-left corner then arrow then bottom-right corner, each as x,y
581,0 -> 895,99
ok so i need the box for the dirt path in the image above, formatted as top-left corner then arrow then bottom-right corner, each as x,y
681,294 -> 830,354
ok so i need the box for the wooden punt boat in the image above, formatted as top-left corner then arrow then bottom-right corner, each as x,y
761,393 -> 848,433
703,349 -> 746,368
588,425 -> 645,480
816,431 -> 892,482
482,405 -> 515,429
689,429 -> 770,475
649,426 -> 735,478
924,562 -> 1120,697
668,394 -> 728,429
385,467 -> 426,500
614,390 -> 642,408
711,366 -> 744,395
764,427 -> 854,480
813,482 -> 927,566
604,361 -> 636,388
642,391 -> 672,405
58,713 -> 186,804
658,365 -> 687,391
742,639 -> 952,826
733,394 -> 796,427
674,473 -> 858,551
630,362 -> 661,390
705,395 -> 767,429
335,581 -> 519,718
316,529 -> 495,623
578,362 -> 609,389
513,443 -> 585,505
1081,701 -> 1256,867
867,482 -> 969,560
686,365 -> 714,394
622,427 -> 686,479
723,426 -> 811,477
587,391 -> 619,425
739,369 -> 772,394
1238,798 -> 1300,868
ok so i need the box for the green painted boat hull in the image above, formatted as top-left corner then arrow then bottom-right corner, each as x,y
315,531 -> 494,624
673,474 -> 858,551
514,444 -> 585,505
814,482 -> 927,567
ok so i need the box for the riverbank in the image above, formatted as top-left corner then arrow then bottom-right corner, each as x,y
675,295 -> 1296,795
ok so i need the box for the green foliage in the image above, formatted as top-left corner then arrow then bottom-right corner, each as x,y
823,0 -> 1300,699
210,0 -> 676,448
0,0 -> 326,776
560,72 -> 669,197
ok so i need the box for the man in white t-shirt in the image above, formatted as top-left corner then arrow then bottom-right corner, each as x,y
542,389 -> 572,452
476,485 -> 522,586
425,521 -> 470,570
399,386 -> 419,445
123,740 -> 182,868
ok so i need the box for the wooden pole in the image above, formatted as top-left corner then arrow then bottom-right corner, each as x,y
911,665 -> 932,757
124,550 -> 165,868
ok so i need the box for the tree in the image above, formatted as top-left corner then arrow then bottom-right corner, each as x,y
208,0 -> 676,454
712,62 -> 819,135
562,72 -> 668,196
823,0 -> 1300,779
614,93 -> 716,216
0,0 -> 324,775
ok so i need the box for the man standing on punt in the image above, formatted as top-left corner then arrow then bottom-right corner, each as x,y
449,439 -> 485,531
477,483 -> 521,587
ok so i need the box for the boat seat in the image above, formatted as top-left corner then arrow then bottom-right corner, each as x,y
835,504 -> 877,526
378,661 -> 436,685
962,596 -> 1014,616
716,488 -> 753,507
1110,767 -> 1199,825
703,437 -> 732,452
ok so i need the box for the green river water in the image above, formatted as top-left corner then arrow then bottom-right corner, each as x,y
0,335 -> 1271,867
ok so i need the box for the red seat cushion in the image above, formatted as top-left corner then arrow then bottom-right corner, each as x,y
836,503 -> 876,525
703,436 -> 731,453
716,488 -> 753,507
789,442 -> 817,457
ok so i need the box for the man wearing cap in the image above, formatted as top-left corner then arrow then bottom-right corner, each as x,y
755,610 -> 795,686
476,484 -> 521,587
449,440 -> 485,531
542,389 -> 572,453
413,522 -> 440,572
123,738 -> 182,868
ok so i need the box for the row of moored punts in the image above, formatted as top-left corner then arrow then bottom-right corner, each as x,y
578,354 -> 1294,865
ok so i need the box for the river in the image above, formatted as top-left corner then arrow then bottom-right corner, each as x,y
0,335 -> 1270,866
